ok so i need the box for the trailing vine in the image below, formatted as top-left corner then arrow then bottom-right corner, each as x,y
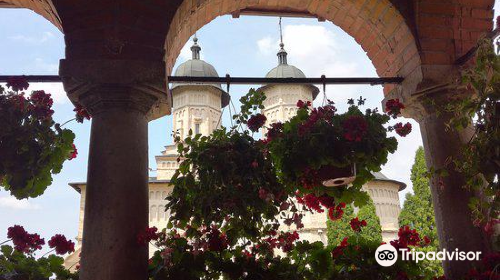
442,38 -> 500,244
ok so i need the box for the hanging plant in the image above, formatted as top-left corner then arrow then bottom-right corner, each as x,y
0,77 -> 90,199
0,225 -> 78,280
166,89 -> 303,242
265,97 -> 406,209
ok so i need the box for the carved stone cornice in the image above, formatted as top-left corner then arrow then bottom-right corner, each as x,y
59,59 -> 171,119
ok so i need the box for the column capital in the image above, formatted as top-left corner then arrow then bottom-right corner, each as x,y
59,59 -> 171,120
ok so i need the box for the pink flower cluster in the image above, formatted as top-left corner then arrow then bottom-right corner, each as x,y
263,231 -> 299,253
247,113 -> 267,132
390,225 -> 430,250
30,90 -> 54,120
385,98 -> 405,118
342,115 -> 368,142
296,193 -> 335,213
328,202 -> 346,221
331,237 -> 349,258
69,144 -> 78,160
137,226 -> 160,245
393,122 -> 412,137
48,234 -> 75,255
349,217 -> 367,232
6,76 -> 29,92
74,104 -> 91,123
7,225 -> 45,253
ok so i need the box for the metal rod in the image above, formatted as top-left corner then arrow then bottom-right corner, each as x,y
0,75 -> 403,85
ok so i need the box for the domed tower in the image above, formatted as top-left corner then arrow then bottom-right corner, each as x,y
258,42 -> 319,134
362,172 -> 406,242
156,36 -> 229,181
171,36 -> 230,139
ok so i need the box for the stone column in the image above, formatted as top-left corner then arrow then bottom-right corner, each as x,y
60,59 -> 169,280
398,88 -> 491,278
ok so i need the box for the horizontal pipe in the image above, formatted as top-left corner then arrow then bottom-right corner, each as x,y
0,75 -> 404,85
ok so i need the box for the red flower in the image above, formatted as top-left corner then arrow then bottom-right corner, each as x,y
391,225 -> 421,249
265,122 -> 284,142
298,193 -> 323,213
69,144 -> 78,160
205,227 -> 228,252
7,225 -> 45,253
247,113 -> 267,132
137,227 -> 160,246
328,203 -> 346,221
331,237 -> 348,258
296,100 -> 311,108
342,115 -> 368,142
394,122 -> 412,137
423,236 -> 431,245
385,99 -> 405,118
74,104 -> 91,123
48,234 -> 75,255
277,231 -> 299,252
349,217 -> 367,232
6,76 -> 29,92
29,90 -> 54,120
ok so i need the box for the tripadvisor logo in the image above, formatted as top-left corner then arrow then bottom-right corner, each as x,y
375,244 -> 482,267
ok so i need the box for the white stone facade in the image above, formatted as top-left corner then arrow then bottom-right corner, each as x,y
171,85 -> 223,140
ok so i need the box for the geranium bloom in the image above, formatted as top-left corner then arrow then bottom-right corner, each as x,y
69,144 -> 78,160
6,76 -> 29,92
296,100 -> 311,108
29,90 -> 54,120
331,237 -> 348,258
391,226 -> 421,249
342,115 -> 368,142
394,122 -> 412,137
137,227 -> 160,245
48,234 -> 75,255
265,122 -> 284,142
328,202 -> 346,221
247,113 -> 267,132
74,104 -> 91,123
205,227 -> 228,252
385,99 -> 405,118
349,217 -> 367,232
7,225 -> 45,253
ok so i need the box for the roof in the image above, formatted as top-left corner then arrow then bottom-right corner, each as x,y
171,36 -> 229,107
371,171 -> 407,191
258,43 -> 319,99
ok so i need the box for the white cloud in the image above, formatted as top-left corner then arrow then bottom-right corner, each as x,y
0,196 -> 41,210
9,32 -> 55,45
33,58 -> 58,73
257,25 -> 355,76
257,36 -> 274,55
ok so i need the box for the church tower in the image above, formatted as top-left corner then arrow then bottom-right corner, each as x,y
155,36 -> 229,181
258,42 -> 319,135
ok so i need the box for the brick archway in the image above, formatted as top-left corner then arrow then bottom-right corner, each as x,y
165,0 -> 422,96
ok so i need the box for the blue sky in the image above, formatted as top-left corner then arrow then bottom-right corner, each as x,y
0,5 -> 498,249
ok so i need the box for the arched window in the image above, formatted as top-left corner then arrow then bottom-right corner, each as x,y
150,206 -> 157,221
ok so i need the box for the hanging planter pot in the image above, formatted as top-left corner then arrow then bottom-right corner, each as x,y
265,99 -> 398,204
319,164 -> 356,187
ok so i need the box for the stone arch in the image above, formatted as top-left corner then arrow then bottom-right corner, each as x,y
165,0 -> 422,96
